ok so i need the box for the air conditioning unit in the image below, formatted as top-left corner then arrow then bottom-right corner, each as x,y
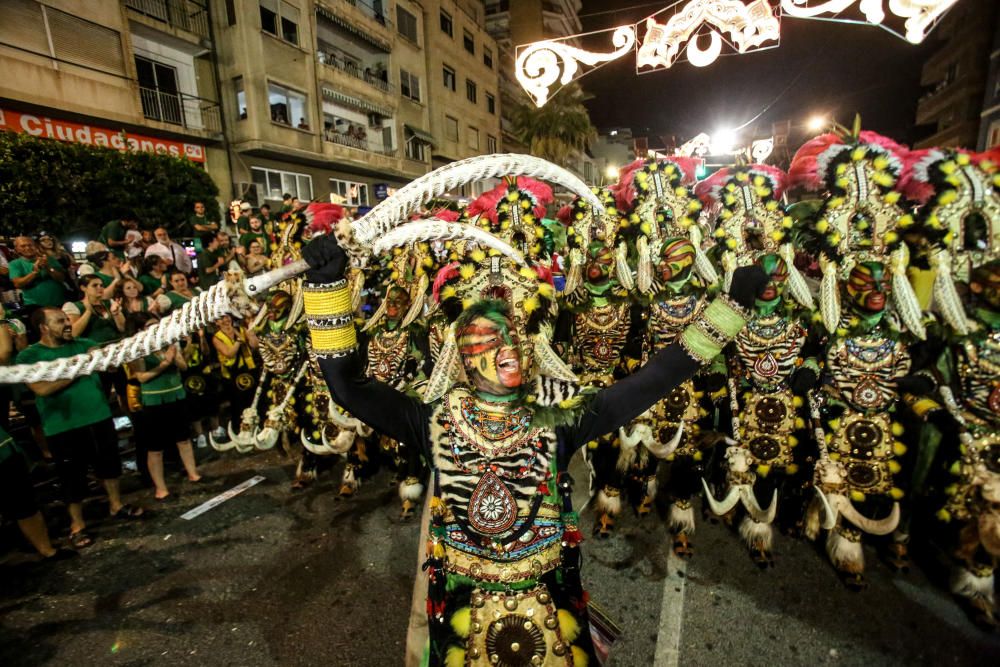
234,182 -> 259,205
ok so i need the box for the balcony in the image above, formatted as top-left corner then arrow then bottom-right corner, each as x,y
124,0 -> 208,39
316,1 -> 392,52
324,128 -> 396,157
317,50 -> 391,94
138,86 -> 221,134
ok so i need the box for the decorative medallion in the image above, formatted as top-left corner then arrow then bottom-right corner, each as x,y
469,471 -> 518,535
749,435 -> 781,461
846,419 -> 882,452
485,614 -> 546,667
753,396 -> 786,425
753,352 -> 779,378
665,385 -> 690,414
846,462 -> 880,488
853,376 -> 884,409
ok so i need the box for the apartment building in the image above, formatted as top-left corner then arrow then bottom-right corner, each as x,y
424,0 -> 501,187
0,0 -> 229,194
914,0 -> 999,149
977,16 -> 1000,150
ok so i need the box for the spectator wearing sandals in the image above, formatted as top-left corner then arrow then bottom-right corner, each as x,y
127,313 -> 202,500
17,307 -> 145,548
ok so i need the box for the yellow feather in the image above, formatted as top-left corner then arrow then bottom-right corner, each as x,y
450,607 -> 471,638
572,646 -> 589,667
523,295 -> 540,313
558,609 -> 581,643
459,264 -> 475,280
470,249 -> 486,262
446,646 -> 466,667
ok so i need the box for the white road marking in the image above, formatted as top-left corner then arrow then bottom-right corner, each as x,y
653,551 -> 688,667
180,475 -> 266,520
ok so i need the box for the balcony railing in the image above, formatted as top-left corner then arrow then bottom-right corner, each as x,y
324,129 -> 396,157
317,51 -> 391,93
139,86 -> 221,133
124,0 -> 209,39
336,0 -> 390,27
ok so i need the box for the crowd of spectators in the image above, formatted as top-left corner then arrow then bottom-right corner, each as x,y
0,197 -> 293,560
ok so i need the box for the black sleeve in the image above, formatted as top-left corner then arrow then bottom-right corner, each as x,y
571,342 -> 701,448
318,352 -> 430,454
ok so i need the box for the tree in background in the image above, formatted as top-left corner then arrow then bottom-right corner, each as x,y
509,83 -> 597,167
0,132 -> 219,239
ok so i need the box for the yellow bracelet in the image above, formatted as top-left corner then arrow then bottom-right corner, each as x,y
679,325 -> 722,364
309,325 -> 357,355
303,285 -> 352,317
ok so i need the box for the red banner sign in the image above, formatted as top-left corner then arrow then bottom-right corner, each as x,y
0,107 -> 205,163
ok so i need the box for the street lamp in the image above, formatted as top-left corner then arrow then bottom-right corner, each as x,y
807,115 -> 827,132
605,165 -> 619,180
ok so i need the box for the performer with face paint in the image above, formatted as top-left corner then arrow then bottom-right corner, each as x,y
553,187 -> 638,537
789,128 -> 933,589
696,164 -> 820,567
902,147 -> 1000,626
299,164 -> 766,666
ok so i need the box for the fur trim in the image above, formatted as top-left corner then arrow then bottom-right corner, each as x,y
595,488 -> 622,517
644,476 -> 658,499
950,567 -> 995,604
669,502 -> 696,535
398,478 -> 424,502
826,529 -> 864,574
739,516 -> 773,552
803,496 -> 822,541
450,607 -> 471,638
533,375 -> 581,407
558,608 -> 581,643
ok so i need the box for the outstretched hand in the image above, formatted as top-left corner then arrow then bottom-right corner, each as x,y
726,265 -> 769,312
301,234 -> 347,284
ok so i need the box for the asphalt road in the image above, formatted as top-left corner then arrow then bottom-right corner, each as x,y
1,449 -> 998,667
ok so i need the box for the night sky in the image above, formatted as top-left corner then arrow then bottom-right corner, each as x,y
577,1 -> 936,147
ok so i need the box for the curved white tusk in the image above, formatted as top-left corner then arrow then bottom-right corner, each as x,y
618,425 -> 644,449
839,499 -> 900,536
701,478 -> 741,516
210,426 -> 237,452
647,422 -> 683,459
743,487 -> 778,524
815,487 -> 838,530
300,429 -> 330,456
255,426 -> 279,450
321,427 -> 355,455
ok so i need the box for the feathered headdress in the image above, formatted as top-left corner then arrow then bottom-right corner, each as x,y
790,128 -> 924,338
466,176 -> 555,261
617,156 -> 717,293
559,187 -> 634,296
697,165 -> 813,309
901,148 -> 1000,333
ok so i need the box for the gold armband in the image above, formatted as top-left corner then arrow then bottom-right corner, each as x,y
303,280 -> 357,358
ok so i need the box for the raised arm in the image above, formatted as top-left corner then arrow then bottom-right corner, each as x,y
572,267 -> 766,448
303,235 -> 429,449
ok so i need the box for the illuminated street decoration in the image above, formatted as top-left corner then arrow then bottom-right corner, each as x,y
514,0 -> 957,107
751,136 -> 774,162
779,0 -> 959,44
637,0 -> 781,70
515,26 -> 636,107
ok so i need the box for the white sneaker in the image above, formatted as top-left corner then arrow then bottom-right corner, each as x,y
196,434 -> 208,448
211,427 -> 227,441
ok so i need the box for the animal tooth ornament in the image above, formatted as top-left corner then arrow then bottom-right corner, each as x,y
903,148 -> 1000,627
790,127 -> 934,589
696,165 -> 819,567
297,153 -> 765,666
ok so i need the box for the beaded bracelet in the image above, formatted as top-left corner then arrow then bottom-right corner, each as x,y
678,293 -> 748,363
303,280 -> 358,358
303,279 -> 350,317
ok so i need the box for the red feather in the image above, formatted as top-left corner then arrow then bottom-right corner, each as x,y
433,208 -> 460,222
898,148 -> 936,203
533,262 -> 555,286
972,147 -> 1000,167
694,167 -> 731,206
432,262 -> 461,303
466,181 -> 506,225
305,203 -> 345,234
788,133 -> 842,191
858,131 -> 909,160
556,203 -> 574,225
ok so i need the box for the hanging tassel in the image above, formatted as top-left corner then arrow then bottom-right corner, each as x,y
781,243 -> 815,310
930,249 -> 970,335
615,241 -> 635,291
636,235 -> 653,295
564,247 -> 584,294
690,226 -> 719,286
423,323 -> 461,403
361,291 -> 389,332
721,251 -> 737,293
890,246 -> 926,340
285,280 -> 306,331
532,332 -> 579,382
820,258 -> 841,333
349,269 -> 364,311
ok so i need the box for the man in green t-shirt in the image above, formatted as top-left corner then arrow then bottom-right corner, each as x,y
97,212 -> 139,260
181,200 -> 219,238
238,215 -> 271,255
196,232 -> 232,290
235,201 -> 253,234
18,308 -> 144,546
8,236 -> 67,309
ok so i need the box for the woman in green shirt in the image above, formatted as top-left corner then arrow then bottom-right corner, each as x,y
63,274 -> 126,344
127,314 -> 202,500
116,276 -> 159,316
155,270 -> 201,316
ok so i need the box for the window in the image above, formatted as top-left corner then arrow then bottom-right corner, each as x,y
463,30 -> 474,54
987,120 -> 1000,149
400,69 -> 421,102
259,0 -> 298,45
440,10 -> 453,36
466,79 -> 477,104
405,128 -> 427,161
487,134 -> 497,153
443,65 -> 456,92
135,56 -> 182,125
252,167 -> 312,204
268,82 -> 307,128
584,162 -> 594,183
486,92 -> 495,114
397,5 -> 418,43
468,126 -> 479,150
225,0 -> 237,25
234,76 -> 247,120
330,178 -> 370,206
445,115 -> 459,142
483,47 -> 493,68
